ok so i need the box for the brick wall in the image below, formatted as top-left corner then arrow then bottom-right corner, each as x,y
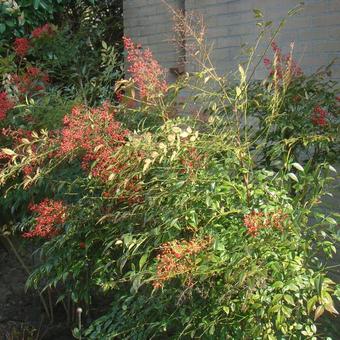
124,0 -> 340,81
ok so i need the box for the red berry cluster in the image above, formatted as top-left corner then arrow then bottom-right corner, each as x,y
123,36 -> 168,100
12,24 -> 55,58
59,102 -> 129,181
153,236 -> 212,289
0,92 -> 14,121
243,210 -> 288,237
311,105 -> 328,127
23,199 -> 67,239
264,42 -> 303,79
11,66 -> 49,98
31,23 -> 55,39
13,37 -> 31,57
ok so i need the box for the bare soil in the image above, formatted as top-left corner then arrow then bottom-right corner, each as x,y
0,240 -> 73,340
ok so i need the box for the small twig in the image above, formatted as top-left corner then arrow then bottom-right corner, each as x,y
48,288 -> 54,323
35,316 -> 44,340
61,295 -> 71,325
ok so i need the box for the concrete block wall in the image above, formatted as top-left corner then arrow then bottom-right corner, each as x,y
124,0 -> 340,81
124,0 -> 184,80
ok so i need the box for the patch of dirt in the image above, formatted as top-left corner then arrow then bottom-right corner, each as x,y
0,240 -> 73,339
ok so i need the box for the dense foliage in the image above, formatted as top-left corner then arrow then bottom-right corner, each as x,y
0,5 -> 339,339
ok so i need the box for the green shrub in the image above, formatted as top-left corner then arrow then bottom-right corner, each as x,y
0,7 -> 339,340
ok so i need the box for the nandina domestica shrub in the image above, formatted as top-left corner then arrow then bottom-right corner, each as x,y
0,7 -> 339,340
0,16 -> 124,231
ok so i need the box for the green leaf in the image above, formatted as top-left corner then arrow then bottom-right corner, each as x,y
269,304 -> 281,313
1,148 -> 16,156
238,64 -> 245,80
236,86 -> 241,97
72,327 -> 81,339
5,20 -> 15,27
285,283 -> 299,292
131,275 -> 141,294
314,305 -> 324,320
139,253 -> 148,270
325,217 -> 337,225
253,9 -> 263,18
273,294 -> 283,304
324,302 -> 339,315
0,24 -> 6,33
314,275 -> 323,296
292,162 -> 304,172
329,165 -> 337,173
214,240 -> 225,251
288,173 -> 298,182
288,4 -> 304,17
273,281 -> 284,289
275,310 -> 283,328
282,305 -> 292,317
222,306 -> 230,314
307,296 -> 318,314
284,294 -> 295,306
209,325 -> 215,335
33,0 -> 41,9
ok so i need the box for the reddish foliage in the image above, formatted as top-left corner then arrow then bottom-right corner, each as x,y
0,153 -> 12,165
0,92 -> 15,121
11,66 -> 49,98
23,199 -> 67,239
115,180 -> 143,204
243,210 -> 288,237
153,236 -> 212,289
263,57 -> 271,68
116,90 -> 123,102
1,127 -> 33,143
13,37 -> 30,57
180,147 -> 203,174
293,95 -> 302,103
22,165 -> 34,176
59,102 -> 129,181
264,42 -> 303,79
311,106 -> 328,127
31,23 -> 55,39
123,36 -> 168,100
